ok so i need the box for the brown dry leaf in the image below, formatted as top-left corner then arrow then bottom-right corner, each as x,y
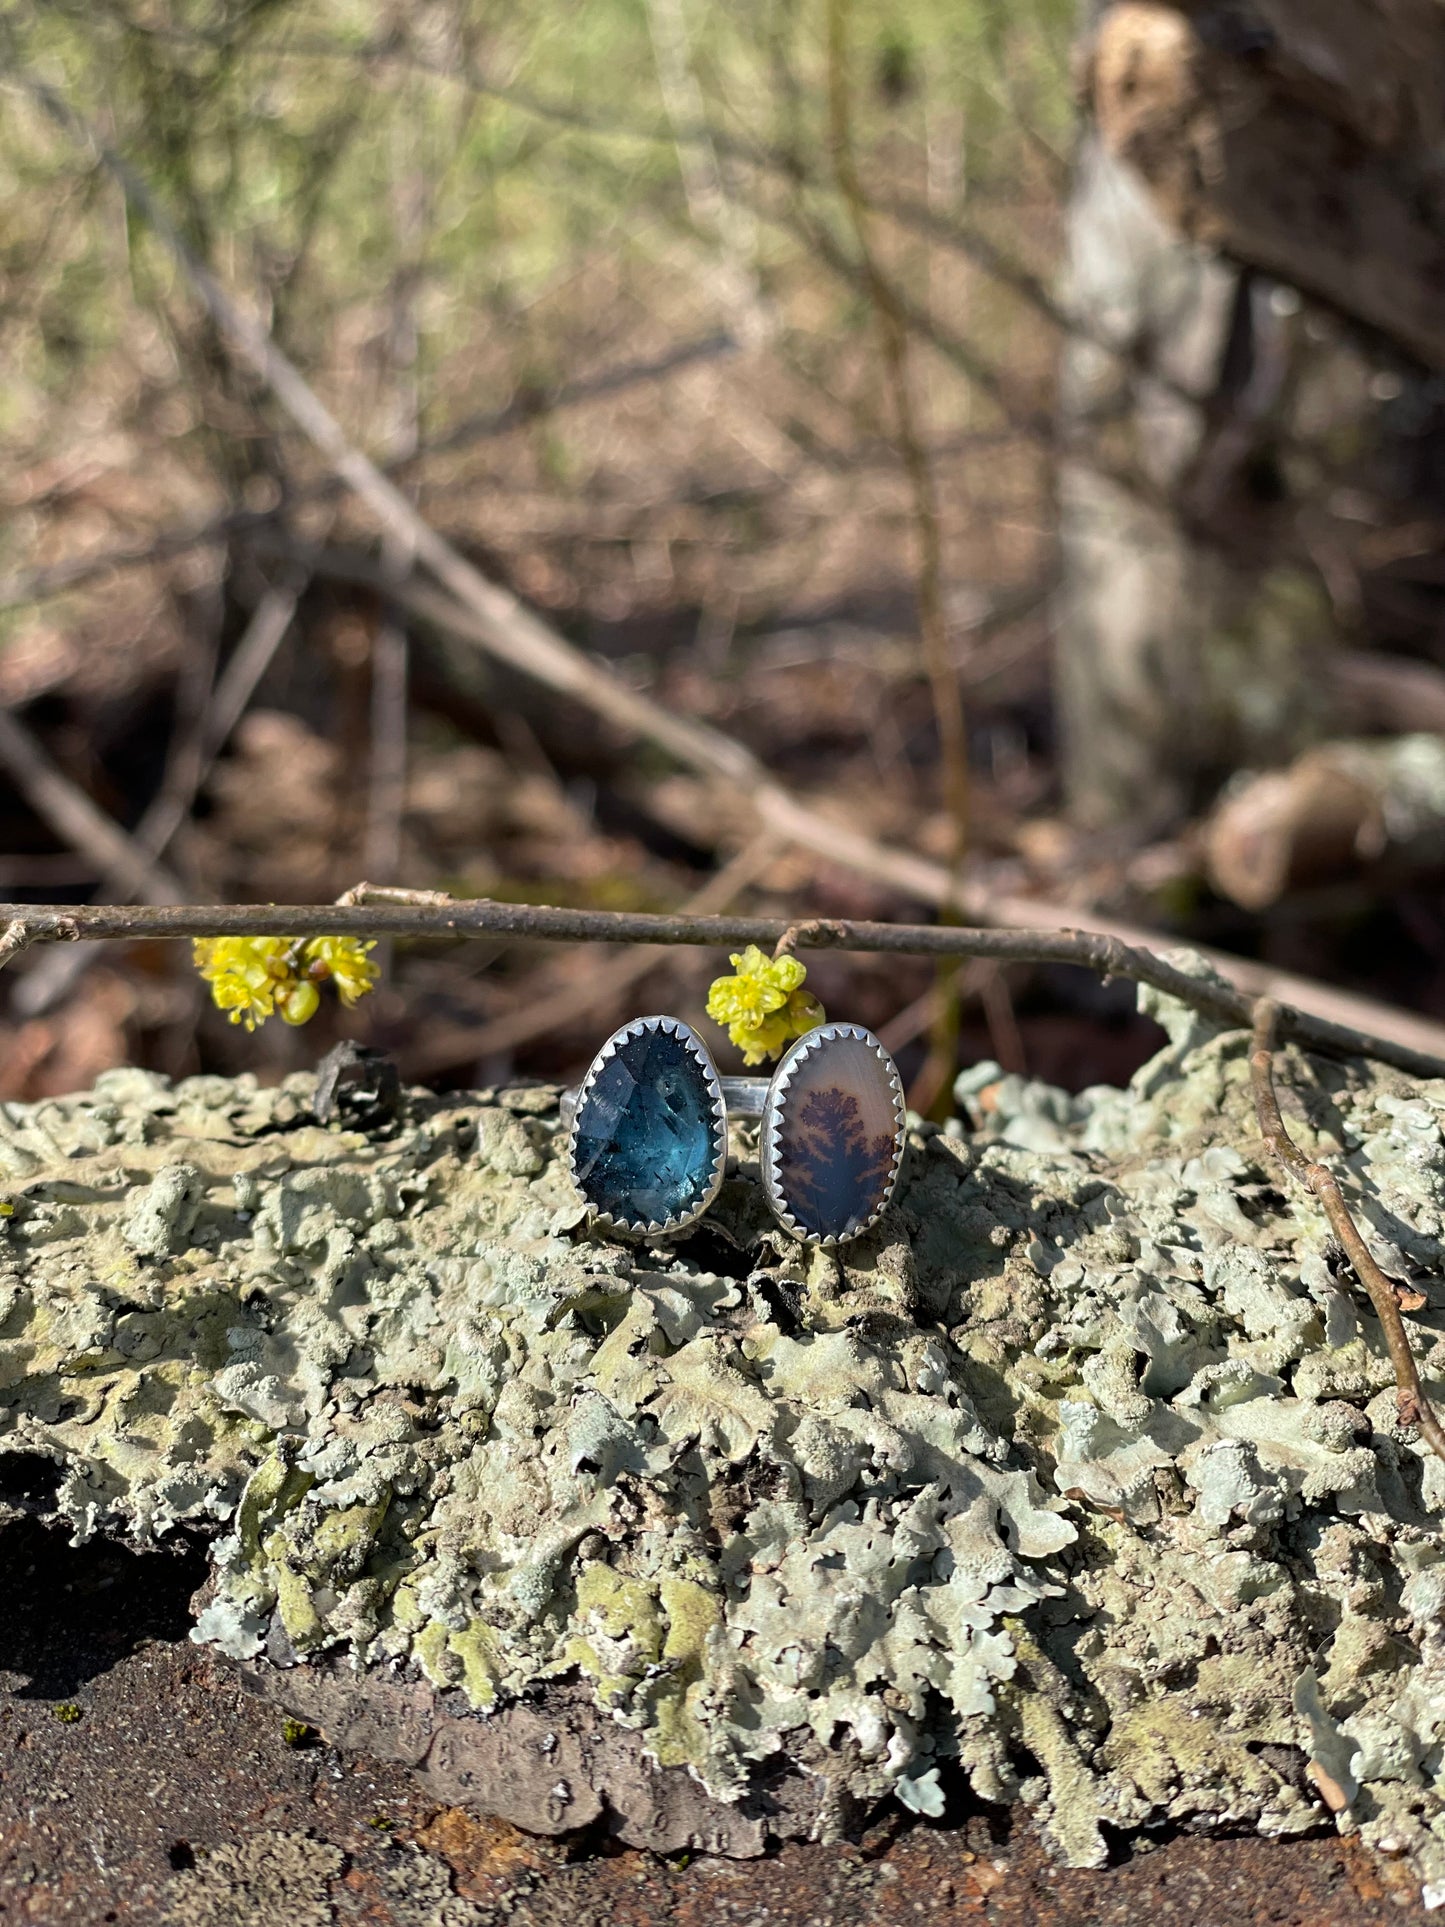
414,1805 -> 552,1904
0,970 -> 133,1101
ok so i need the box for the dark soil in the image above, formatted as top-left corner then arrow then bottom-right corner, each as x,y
0,1516 -> 1429,1926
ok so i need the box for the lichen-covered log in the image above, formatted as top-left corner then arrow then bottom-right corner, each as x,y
3,971 -> 1445,1891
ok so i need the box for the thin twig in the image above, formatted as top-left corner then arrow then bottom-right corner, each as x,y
4,591 -> 219,1018
826,0 -> 967,876
264,543 -> 1445,1074
9,577 -> 304,1020
15,74 -> 1445,1081
772,920 -> 830,961
335,882 -> 458,909
206,24 -> 1111,397
0,333 -> 738,615
0,920 -> 43,969
133,598 -> 220,890
399,837 -> 779,1078
11,74 -> 774,791
366,615 -> 408,880
824,0 -> 970,1117
646,0 -> 769,345
364,112 -> 422,897
1250,998 -> 1445,1464
878,961 -> 975,1055
4,891 -> 1445,1082
199,578 -> 306,768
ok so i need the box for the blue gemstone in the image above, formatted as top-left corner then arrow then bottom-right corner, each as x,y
571,1022 -> 721,1229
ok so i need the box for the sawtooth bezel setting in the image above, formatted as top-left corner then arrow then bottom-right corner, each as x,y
567,1014 -> 727,1237
759,1021 -> 906,1247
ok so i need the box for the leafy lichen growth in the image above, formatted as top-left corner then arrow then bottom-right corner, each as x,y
166,1829 -> 342,1927
4,977 -> 1445,1895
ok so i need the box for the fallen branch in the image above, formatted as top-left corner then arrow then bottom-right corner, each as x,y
4,887 -> 1445,1083
1250,998 -> 1445,1465
263,542 -> 1445,1073
9,576 -> 306,1020
397,837 -> 779,1078
0,332 -> 738,615
17,70 -> 1445,1082
1205,736 -> 1445,911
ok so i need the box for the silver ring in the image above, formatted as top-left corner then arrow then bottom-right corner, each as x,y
758,1022 -> 906,1246
559,1075 -> 766,1129
561,1016 -> 905,1246
564,1015 -> 727,1237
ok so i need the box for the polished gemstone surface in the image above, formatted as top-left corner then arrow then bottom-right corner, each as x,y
571,1024 -> 721,1228
769,1030 -> 901,1242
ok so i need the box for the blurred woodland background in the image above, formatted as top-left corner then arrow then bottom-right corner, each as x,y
4,0 -> 1445,1106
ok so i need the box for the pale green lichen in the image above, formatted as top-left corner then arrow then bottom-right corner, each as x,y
166,1828 -> 343,1927
3,983 -> 1445,1893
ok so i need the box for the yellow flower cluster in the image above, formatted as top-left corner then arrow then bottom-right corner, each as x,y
192,934 -> 378,1030
705,944 -> 824,1066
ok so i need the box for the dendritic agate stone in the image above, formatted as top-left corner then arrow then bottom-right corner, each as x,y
570,1018 -> 723,1231
765,1024 -> 904,1243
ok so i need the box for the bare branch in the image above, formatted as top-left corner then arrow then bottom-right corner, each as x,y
16,68 -> 1445,1087
825,0 -> 967,876
399,836 -> 779,1079
0,331 -> 738,615
0,920 -> 44,970
199,579 -> 305,767
9,576 -> 305,1020
253,541 -> 1445,1074
1251,998 -> 1445,1464
0,891 -> 1443,1081
0,709 -> 186,904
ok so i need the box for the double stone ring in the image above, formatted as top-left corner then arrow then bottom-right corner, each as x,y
561,1015 -> 906,1247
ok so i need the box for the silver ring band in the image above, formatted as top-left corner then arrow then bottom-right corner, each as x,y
560,1074 -> 767,1130
719,1076 -> 769,1117
561,1017 -> 905,1246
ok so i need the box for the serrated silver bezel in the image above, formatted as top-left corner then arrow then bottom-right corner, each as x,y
759,1021 -> 906,1247
567,1015 -> 727,1238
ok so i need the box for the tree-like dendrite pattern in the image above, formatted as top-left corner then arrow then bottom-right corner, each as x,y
779,1087 -> 896,1236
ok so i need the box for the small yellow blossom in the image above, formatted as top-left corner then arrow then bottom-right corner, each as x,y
301,936 -> 379,1007
705,944 -> 825,1066
192,936 -> 293,1031
277,978 -> 320,1026
193,933 -> 378,1030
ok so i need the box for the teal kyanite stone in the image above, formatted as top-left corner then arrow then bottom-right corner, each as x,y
571,1024 -> 720,1229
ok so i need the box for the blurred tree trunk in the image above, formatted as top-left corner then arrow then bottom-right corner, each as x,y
1058,0 -> 1445,834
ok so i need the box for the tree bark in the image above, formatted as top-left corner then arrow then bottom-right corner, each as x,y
1085,1 -> 1445,374
1056,128 -> 1334,829
1058,0 -> 1445,834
